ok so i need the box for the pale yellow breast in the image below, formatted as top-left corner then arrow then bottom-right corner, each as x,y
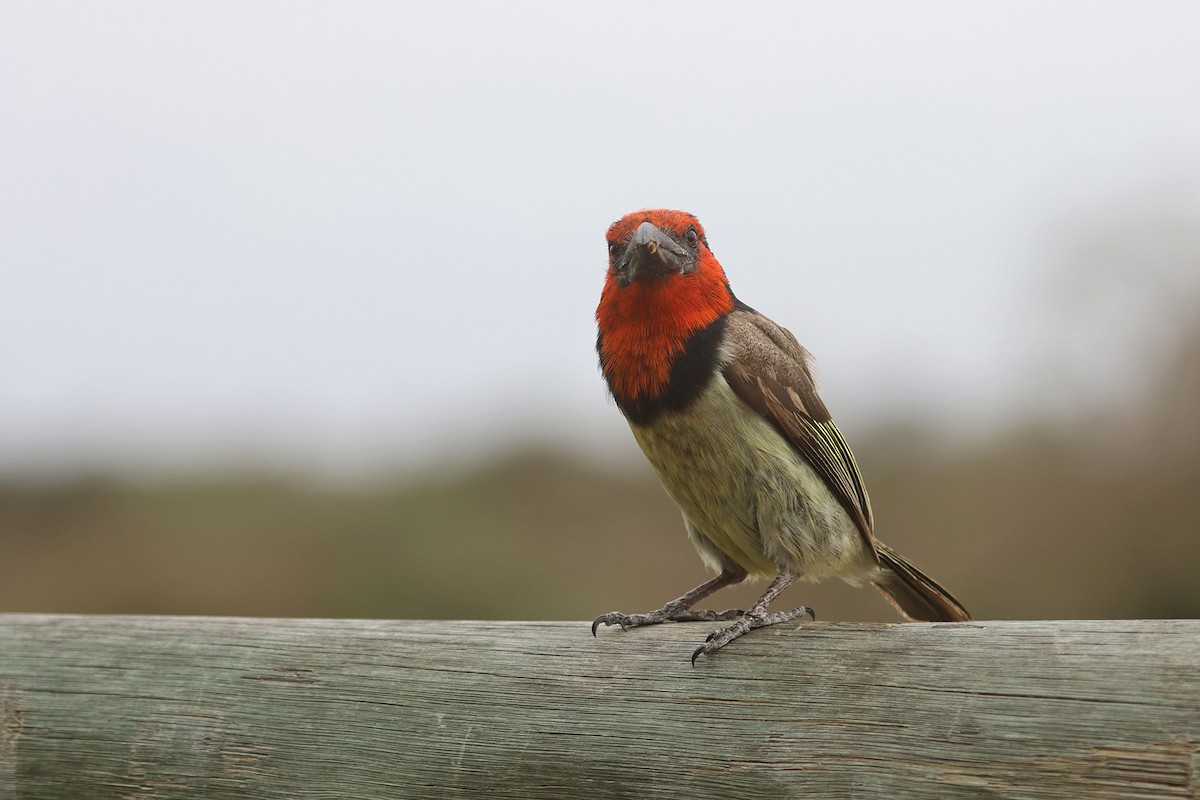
630,378 -> 871,580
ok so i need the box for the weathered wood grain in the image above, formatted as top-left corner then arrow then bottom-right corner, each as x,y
0,616 -> 1197,799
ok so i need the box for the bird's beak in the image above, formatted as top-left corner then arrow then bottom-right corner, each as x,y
618,221 -> 692,284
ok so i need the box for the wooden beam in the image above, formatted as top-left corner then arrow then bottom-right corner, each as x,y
1,616 -> 1198,798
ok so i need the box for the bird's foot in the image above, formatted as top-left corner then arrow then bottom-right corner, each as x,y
591,603 -> 744,636
691,604 -> 816,665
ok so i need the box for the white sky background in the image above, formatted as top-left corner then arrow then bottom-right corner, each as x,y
2,2 -> 1199,478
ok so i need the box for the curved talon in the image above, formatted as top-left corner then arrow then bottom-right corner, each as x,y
705,630 -> 719,643
591,615 -> 611,637
803,606 -> 817,622
691,644 -> 706,667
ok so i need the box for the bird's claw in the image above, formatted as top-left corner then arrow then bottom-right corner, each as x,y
592,606 -> 744,636
591,612 -> 630,636
691,604 -> 817,663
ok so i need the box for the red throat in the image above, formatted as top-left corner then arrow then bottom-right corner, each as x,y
596,256 -> 734,403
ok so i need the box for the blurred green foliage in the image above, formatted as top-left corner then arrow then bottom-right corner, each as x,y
3,394 -> 1197,621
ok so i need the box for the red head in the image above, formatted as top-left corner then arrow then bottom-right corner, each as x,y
596,209 -> 735,408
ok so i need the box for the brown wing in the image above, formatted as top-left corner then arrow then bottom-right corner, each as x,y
722,308 -> 877,557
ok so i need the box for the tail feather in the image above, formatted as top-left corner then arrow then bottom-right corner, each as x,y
872,542 -> 971,622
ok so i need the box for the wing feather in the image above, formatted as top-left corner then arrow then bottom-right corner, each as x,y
722,308 -> 877,556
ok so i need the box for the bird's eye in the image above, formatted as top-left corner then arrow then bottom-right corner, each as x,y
608,241 -> 625,269
684,226 -> 699,247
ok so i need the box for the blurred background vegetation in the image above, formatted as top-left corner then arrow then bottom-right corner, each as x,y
3,197 -> 1198,623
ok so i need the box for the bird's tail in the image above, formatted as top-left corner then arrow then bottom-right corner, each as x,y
871,542 -> 972,622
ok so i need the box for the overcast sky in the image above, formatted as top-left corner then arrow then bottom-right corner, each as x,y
3,2 -> 1200,478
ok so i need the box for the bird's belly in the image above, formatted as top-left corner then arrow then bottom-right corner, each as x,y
629,379 -> 871,580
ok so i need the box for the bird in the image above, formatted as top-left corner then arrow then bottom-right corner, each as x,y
591,209 -> 971,663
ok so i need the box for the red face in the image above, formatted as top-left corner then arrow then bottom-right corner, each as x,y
597,209 -> 733,403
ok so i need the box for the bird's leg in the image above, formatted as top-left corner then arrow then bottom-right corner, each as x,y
592,569 -> 747,636
691,574 -> 814,664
